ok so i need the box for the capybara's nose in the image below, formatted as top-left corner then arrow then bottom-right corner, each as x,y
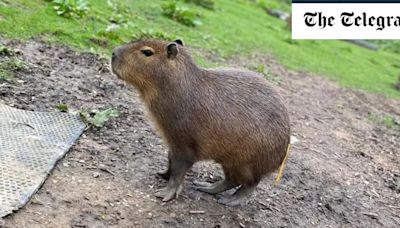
112,46 -> 124,62
112,51 -> 117,61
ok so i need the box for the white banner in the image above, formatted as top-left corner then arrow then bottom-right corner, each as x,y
292,3 -> 400,39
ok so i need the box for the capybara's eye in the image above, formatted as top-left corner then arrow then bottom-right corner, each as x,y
141,49 -> 154,57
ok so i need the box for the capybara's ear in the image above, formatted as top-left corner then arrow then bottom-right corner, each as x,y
174,39 -> 184,46
167,42 -> 178,59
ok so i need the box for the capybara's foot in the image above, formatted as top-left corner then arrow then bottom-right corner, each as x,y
155,184 -> 183,202
155,156 -> 193,202
217,185 -> 256,206
193,179 -> 238,195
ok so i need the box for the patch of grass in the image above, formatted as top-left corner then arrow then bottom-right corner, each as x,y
0,0 -> 399,98
45,0 -> 89,18
254,64 -> 281,85
107,0 -> 131,25
0,45 -> 15,56
0,69 -> 9,80
162,1 -> 202,27
370,40 -> 400,55
0,58 -> 25,80
132,28 -> 175,41
183,0 -> 215,10
368,114 -> 400,130
253,0 -> 291,12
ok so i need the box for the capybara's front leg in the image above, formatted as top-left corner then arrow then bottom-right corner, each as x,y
157,153 -> 171,180
155,154 -> 193,202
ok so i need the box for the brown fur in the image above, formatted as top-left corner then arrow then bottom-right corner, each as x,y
111,39 -> 290,202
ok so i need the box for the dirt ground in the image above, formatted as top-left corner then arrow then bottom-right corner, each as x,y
0,38 -> 399,228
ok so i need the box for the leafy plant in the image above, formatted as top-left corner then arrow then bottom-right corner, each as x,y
45,0 -> 90,18
107,0 -> 131,25
56,103 -> 69,112
183,0 -> 215,10
161,1 -> 202,27
55,105 -> 120,128
90,0 -> 136,45
132,29 -> 175,40
82,108 -> 120,128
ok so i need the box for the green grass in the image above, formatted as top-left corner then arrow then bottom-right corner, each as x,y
0,0 -> 400,98
368,113 -> 400,130
0,57 -> 25,80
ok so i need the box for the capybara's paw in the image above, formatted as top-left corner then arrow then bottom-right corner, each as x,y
193,181 -> 220,194
193,180 -> 213,187
217,196 -> 243,207
193,179 -> 238,195
154,184 -> 183,202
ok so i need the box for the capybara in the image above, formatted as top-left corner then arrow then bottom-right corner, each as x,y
111,39 -> 290,206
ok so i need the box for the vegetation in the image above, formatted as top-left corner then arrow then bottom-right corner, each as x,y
255,0 -> 291,12
162,1 -> 202,27
183,0 -> 215,10
80,108 -> 120,128
368,113 -> 400,130
45,0 -> 90,18
255,64 -> 281,85
56,103 -> 120,128
0,0 -> 399,98
0,57 -> 25,81
0,45 -> 15,56
132,29 -> 175,41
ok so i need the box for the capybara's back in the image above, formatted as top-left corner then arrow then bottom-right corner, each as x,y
193,68 -> 290,176
111,39 -> 290,206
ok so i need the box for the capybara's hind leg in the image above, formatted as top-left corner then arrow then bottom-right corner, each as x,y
217,165 -> 259,206
193,177 -> 238,194
155,155 -> 193,202
218,184 -> 257,206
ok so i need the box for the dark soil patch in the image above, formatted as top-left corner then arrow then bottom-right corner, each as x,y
0,39 -> 399,228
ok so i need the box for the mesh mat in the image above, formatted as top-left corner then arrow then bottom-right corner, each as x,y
0,104 -> 85,218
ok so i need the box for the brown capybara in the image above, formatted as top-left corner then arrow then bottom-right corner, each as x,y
111,39 -> 290,206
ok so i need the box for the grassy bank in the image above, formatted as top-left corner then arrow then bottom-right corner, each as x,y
0,0 -> 399,98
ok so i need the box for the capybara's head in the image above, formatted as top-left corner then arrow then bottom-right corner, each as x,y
111,39 -> 191,89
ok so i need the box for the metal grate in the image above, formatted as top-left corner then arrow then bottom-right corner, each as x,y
0,104 -> 85,217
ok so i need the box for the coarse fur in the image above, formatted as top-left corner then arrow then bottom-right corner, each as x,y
111,39 -> 290,206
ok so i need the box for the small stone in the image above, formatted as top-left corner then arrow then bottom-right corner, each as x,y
290,136 -> 299,144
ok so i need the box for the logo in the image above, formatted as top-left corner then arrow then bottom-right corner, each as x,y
292,0 -> 400,39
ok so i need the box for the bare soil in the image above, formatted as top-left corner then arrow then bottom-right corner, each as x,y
0,39 -> 399,228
